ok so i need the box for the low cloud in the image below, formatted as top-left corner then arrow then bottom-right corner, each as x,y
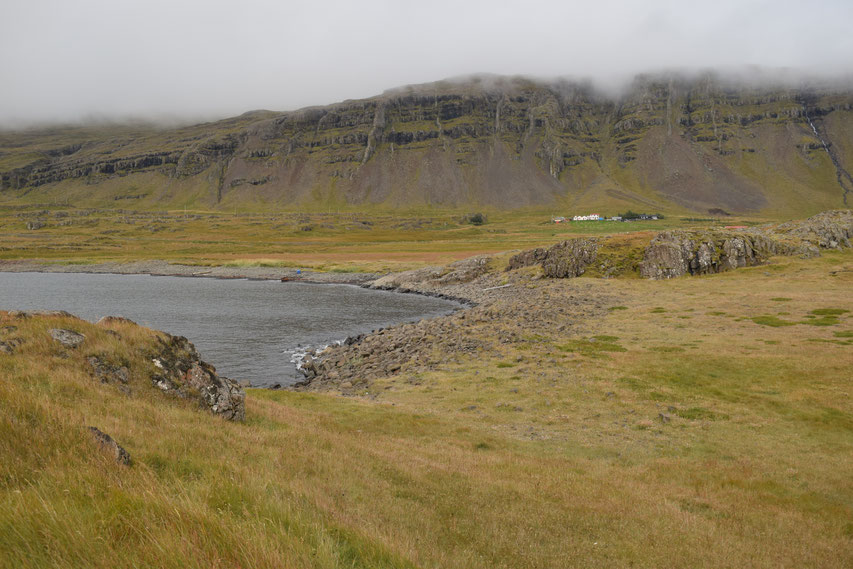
2,0 -> 852,127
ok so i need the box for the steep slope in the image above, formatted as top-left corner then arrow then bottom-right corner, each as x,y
1,73 -> 851,215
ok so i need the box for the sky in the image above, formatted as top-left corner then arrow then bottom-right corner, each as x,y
1,0 -> 852,127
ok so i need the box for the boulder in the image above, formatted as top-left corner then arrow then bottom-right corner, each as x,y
88,426 -> 131,465
49,328 -> 86,349
148,334 -> 245,421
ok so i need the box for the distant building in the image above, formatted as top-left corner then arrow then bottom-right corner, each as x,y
572,214 -> 601,221
552,216 -> 567,223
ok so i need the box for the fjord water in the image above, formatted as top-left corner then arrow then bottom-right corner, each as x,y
0,272 -> 460,386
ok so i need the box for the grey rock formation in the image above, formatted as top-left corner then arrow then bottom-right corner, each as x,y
506,247 -> 549,271
639,211 -> 852,279
435,256 -> 491,285
638,231 -> 782,279
49,328 -> 86,349
87,356 -> 130,393
149,334 -> 245,421
507,238 -> 599,278
541,239 -> 599,278
88,426 -> 131,465
774,209 -> 853,249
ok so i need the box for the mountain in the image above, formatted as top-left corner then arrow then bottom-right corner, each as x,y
1,72 -> 852,216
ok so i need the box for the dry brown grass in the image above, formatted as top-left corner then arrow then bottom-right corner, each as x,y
1,250 -> 851,568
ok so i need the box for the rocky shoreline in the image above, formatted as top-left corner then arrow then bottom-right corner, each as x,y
293,210 -> 853,394
4,210 -> 851,395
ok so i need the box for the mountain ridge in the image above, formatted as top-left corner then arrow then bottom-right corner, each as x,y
1,71 -> 852,216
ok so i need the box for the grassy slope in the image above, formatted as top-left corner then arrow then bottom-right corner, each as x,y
1,248 -> 852,568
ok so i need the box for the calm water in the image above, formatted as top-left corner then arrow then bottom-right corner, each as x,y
0,272 -> 460,387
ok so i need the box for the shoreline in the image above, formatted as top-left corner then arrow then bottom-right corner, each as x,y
0,259 -> 476,390
0,259 -> 378,285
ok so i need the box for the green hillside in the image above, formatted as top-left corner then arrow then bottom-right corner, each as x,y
1,73 -> 851,217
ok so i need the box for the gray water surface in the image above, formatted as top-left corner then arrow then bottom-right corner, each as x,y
0,272 -> 460,386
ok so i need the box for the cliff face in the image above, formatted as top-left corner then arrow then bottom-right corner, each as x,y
1,73 -> 852,214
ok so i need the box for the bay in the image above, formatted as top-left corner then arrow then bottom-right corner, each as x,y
0,272 -> 460,386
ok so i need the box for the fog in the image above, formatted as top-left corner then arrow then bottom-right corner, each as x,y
2,0 -> 852,127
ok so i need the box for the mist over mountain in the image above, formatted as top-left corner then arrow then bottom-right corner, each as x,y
1,71 -> 851,216
3,0 -> 853,127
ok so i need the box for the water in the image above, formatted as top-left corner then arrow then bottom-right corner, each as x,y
0,272 -> 461,386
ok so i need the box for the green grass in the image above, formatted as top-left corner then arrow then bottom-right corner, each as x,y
673,407 -> 729,421
810,308 -> 849,316
751,315 -> 797,327
557,336 -> 627,357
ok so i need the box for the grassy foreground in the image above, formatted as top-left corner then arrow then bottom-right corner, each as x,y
1,247 -> 852,567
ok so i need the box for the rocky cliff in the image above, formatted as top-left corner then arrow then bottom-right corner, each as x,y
1,73 -> 852,215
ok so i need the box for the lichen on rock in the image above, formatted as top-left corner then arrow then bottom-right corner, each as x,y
147,334 -> 245,421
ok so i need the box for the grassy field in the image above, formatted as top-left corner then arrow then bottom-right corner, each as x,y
1,246 -> 851,567
0,206 -> 761,272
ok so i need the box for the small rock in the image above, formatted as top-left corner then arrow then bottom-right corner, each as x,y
96,316 -> 137,326
341,381 -> 353,389
49,328 -> 85,349
88,426 -> 131,465
87,356 -> 129,385
659,413 -> 671,423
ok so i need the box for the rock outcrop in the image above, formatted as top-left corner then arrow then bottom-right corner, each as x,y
507,238 -> 599,278
637,232 -> 782,279
87,356 -> 131,394
148,334 -> 245,421
49,328 -> 86,349
498,210 -> 852,281
638,210 -> 852,279
88,426 -> 131,465
774,209 -> 853,249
